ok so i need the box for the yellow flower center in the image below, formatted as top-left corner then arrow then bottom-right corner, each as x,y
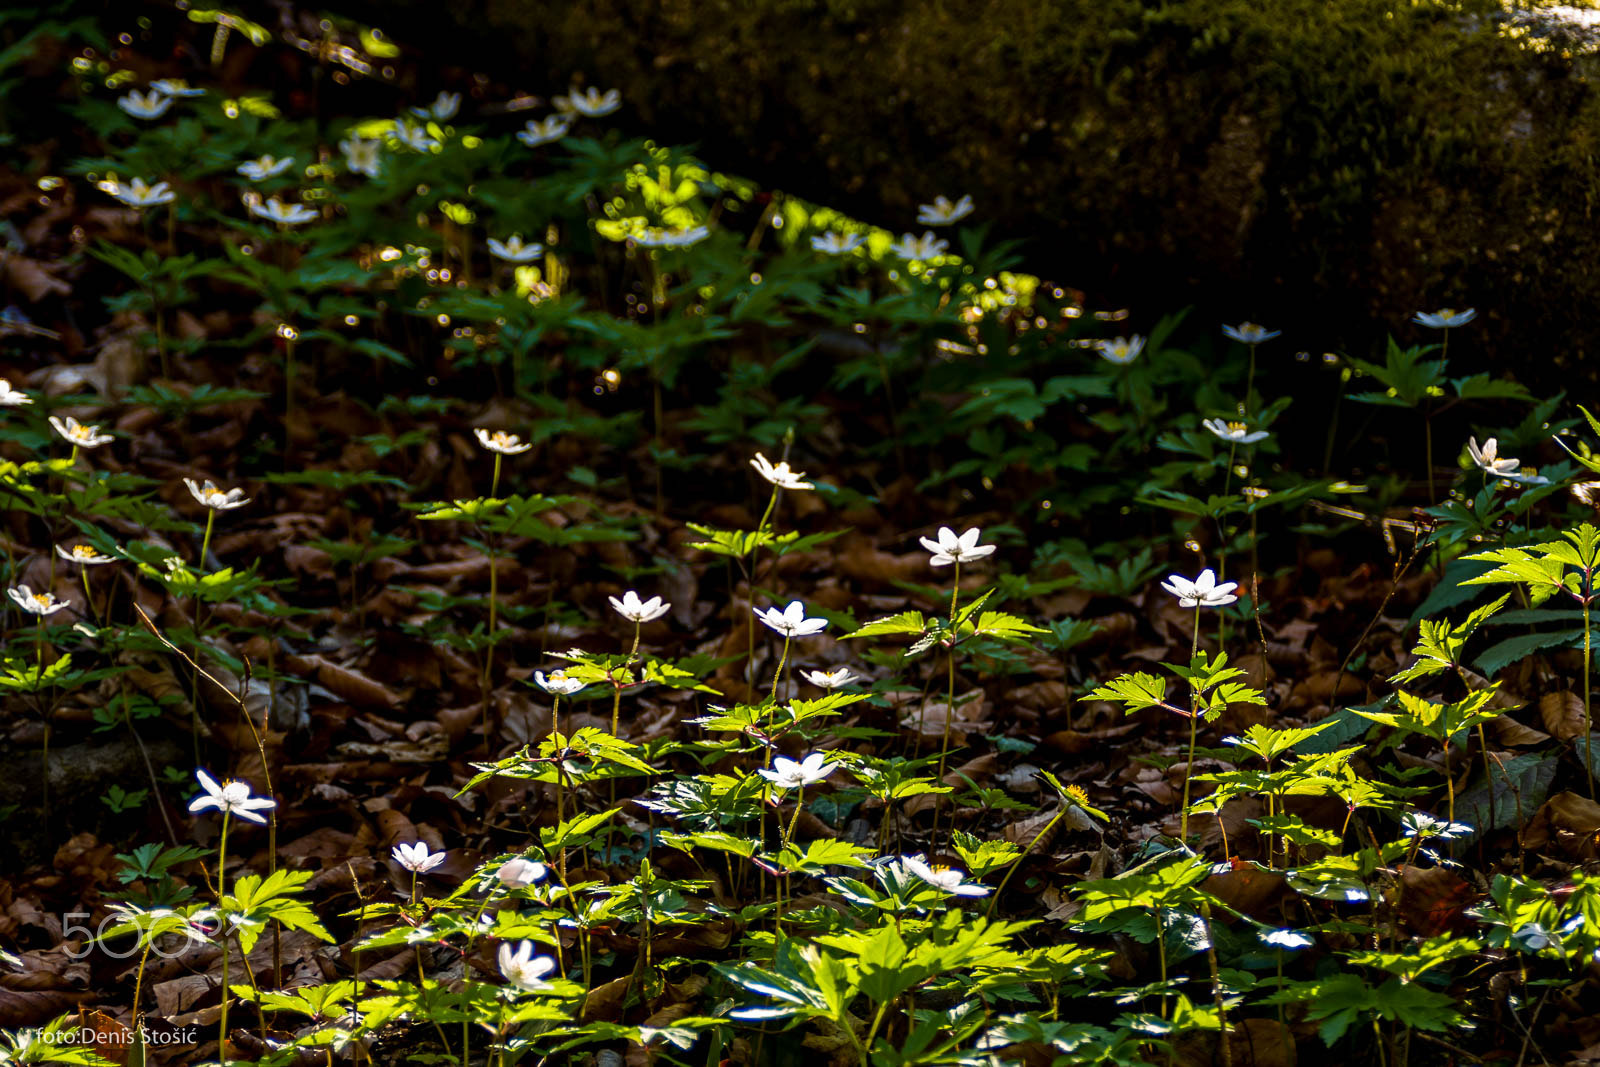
1227,421 -> 1248,434
31,593 -> 50,608
1065,784 -> 1090,806
73,546 -> 94,559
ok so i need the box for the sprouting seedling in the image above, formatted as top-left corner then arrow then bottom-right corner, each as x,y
1219,722 -> 1333,863
187,767 -> 276,1058
608,590 -> 671,736
1089,570 -> 1263,843
1461,523 -> 1600,797
752,600 -> 826,719
470,429 -> 532,753
1353,688 -> 1502,825
1162,569 -> 1238,839
1220,320 -> 1280,417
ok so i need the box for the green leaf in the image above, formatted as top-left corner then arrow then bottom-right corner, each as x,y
1086,672 -> 1170,713
1455,752 -> 1559,842
967,610 -> 1047,643
222,869 -> 333,954
776,837 -> 875,874
856,925 -> 916,1004
847,611 -> 928,639
1473,629 -> 1583,678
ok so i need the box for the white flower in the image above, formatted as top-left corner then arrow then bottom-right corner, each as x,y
1221,322 -> 1280,344
392,841 -> 446,873
184,478 -> 250,510
802,667 -> 857,689
609,590 -> 671,623
555,86 -> 621,118
811,231 -> 865,254
117,90 -> 173,120
635,226 -> 710,249
55,544 -> 114,566
753,600 -> 828,638
1261,928 -> 1313,950
411,91 -> 460,121
49,415 -> 113,448
1413,308 -> 1476,329
187,769 -> 276,824
757,752 -> 837,789
1095,335 -> 1145,365
1401,812 -> 1473,839
0,379 -> 32,406
1202,418 -> 1270,445
916,194 -> 974,226
534,670 -> 585,696
392,121 -> 439,153
750,451 -> 812,490
102,177 -> 174,208
1572,480 -> 1600,506
517,116 -> 572,147
248,198 -> 318,226
8,585 -> 68,617
888,231 -> 948,260
1467,436 -> 1520,477
339,136 -> 382,178
1500,469 -> 1550,487
237,155 -> 296,181
150,79 -> 205,98
488,235 -> 544,263
901,855 -> 990,897
918,526 -> 995,567
497,941 -> 558,991
474,428 -> 533,454
1160,569 -> 1239,608
495,856 -> 547,887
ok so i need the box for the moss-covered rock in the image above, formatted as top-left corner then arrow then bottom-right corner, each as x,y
319,0 -> 1600,374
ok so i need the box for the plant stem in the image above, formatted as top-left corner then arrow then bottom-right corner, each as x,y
1586,590 -> 1595,799
1241,342 -> 1257,417
1181,610 -> 1201,843
986,805 -> 1068,916
217,810 -> 231,1063
766,634 -> 792,759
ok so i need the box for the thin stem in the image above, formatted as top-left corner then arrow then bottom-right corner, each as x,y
193,508 -> 217,762
1180,610 -> 1201,843
284,334 -> 296,461
783,785 -> 805,850
217,811 -> 231,1063
1201,901 -> 1233,1067
1444,732 -> 1455,826
1240,342 -> 1257,417
986,805 -> 1068,916
1586,590 -> 1595,799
